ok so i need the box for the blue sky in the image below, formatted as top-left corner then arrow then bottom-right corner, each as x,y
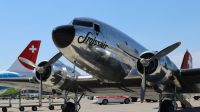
0,0 -> 200,71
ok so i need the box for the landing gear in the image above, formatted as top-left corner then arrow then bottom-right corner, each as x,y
62,102 -> 75,112
160,100 -> 174,112
158,84 -> 179,112
62,90 -> 84,112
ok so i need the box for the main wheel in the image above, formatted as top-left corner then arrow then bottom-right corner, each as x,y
32,106 -> 37,111
102,99 -> 108,105
62,102 -> 75,112
49,105 -> 55,110
2,107 -> 7,112
160,100 -> 175,112
124,98 -> 130,104
19,106 -> 25,111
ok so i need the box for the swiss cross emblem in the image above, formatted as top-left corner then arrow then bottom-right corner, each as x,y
29,45 -> 37,53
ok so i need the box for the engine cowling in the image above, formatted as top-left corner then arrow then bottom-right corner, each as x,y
136,51 -> 174,92
36,60 -> 76,90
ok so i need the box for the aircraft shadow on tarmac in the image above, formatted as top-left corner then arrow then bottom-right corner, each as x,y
153,107 -> 200,112
177,107 -> 200,112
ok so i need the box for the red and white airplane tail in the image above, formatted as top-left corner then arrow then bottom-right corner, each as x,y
7,40 -> 41,74
181,50 -> 192,69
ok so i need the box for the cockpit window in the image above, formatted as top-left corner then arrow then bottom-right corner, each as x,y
72,20 -> 93,27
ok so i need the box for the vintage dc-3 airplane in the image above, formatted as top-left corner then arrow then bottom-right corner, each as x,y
20,17 -> 200,112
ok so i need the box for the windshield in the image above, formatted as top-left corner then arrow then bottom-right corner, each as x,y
72,19 -> 93,27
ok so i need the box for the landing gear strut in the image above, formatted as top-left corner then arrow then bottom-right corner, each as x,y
159,86 -> 177,112
62,90 -> 84,112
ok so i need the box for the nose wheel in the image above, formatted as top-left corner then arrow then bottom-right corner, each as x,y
62,102 -> 75,112
160,99 -> 175,112
62,90 -> 84,112
159,86 -> 177,112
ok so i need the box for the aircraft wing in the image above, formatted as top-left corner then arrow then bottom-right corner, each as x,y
0,77 -> 51,92
60,76 -> 159,100
179,68 -> 200,93
181,68 -> 200,77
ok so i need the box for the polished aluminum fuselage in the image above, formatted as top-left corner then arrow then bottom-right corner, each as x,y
57,17 -> 178,83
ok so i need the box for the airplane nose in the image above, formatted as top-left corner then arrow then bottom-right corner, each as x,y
52,25 -> 75,48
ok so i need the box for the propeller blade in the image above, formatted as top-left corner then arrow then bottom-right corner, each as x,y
150,42 -> 181,62
18,57 -> 37,68
38,74 -> 42,106
44,52 -> 62,67
140,67 -> 146,103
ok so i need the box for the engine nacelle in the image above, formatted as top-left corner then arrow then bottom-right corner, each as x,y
136,51 -> 174,92
36,60 -> 75,89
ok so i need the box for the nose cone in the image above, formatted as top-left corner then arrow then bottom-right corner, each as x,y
52,25 -> 75,48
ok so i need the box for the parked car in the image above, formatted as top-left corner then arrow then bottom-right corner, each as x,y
93,96 -> 132,105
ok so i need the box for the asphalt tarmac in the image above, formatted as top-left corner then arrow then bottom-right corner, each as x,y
0,98 -> 200,112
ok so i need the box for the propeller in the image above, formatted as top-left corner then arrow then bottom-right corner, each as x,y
140,67 -> 146,103
139,42 -> 181,103
19,52 -> 62,106
43,52 -> 62,67
142,42 -> 181,67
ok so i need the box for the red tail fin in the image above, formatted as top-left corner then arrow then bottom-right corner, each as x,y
181,50 -> 192,69
18,40 -> 41,70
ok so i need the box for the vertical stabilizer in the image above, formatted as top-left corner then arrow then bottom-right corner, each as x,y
181,50 -> 192,69
7,40 -> 41,75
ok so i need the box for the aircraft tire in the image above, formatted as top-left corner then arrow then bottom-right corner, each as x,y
160,100 -> 175,112
62,102 -> 75,112
2,107 -> 7,112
